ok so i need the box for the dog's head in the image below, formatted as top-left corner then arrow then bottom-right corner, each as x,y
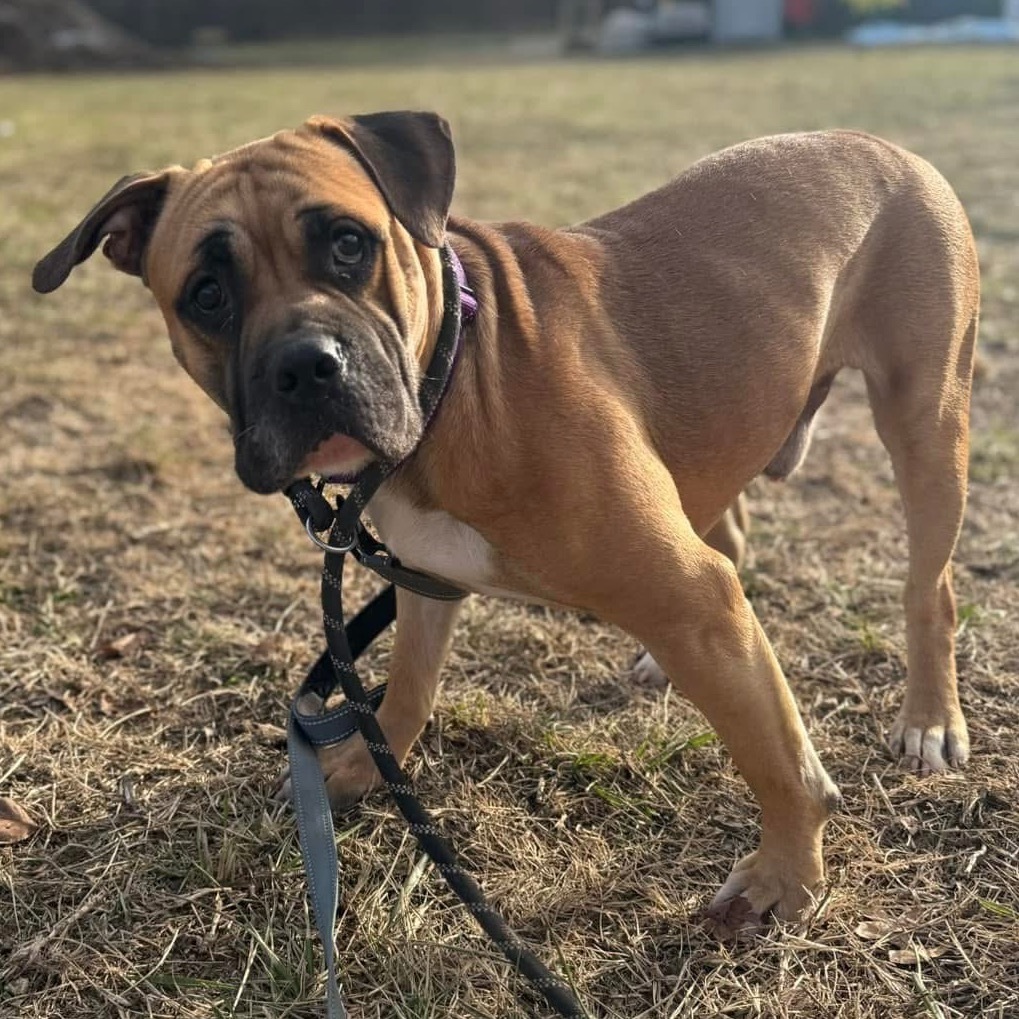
33,112 -> 456,493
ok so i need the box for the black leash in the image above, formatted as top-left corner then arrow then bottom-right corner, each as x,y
283,246 -> 587,1018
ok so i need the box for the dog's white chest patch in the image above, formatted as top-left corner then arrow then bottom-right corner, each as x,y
367,489 -> 514,598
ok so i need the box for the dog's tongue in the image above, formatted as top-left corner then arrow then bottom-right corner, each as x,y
303,434 -> 369,477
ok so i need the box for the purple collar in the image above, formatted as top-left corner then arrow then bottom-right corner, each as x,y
449,245 -> 478,325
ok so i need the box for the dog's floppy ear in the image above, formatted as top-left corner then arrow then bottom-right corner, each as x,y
308,111 -> 456,248
32,170 -> 174,294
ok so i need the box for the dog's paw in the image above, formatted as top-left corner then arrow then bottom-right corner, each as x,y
888,707 -> 969,774
631,650 -> 668,687
320,737 -> 384,809
708,842 -> 824,926
273,736 -> 382,811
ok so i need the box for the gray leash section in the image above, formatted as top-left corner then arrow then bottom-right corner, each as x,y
287,713 -> 346,1019
287,632 -> 390,1019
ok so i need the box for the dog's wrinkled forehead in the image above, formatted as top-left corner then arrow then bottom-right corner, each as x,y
32,111 -> 455,300
146,129 -> 390,299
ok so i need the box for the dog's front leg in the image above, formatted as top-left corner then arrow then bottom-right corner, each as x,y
631,544 -> 840,922
577,465 -> 840,923
283,590 -> 462,810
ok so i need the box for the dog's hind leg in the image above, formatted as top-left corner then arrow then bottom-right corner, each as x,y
704,493 -> 750,570
864,310 -> 978,773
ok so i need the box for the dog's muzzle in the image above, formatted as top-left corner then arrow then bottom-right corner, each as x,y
233,328 -> 422,494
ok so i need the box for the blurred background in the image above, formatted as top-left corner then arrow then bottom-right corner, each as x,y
3,0 -> 1018,70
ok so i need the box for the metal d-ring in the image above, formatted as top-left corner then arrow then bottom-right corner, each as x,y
304,516 -> 358,554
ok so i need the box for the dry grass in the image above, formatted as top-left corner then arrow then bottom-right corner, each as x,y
2,45 -> 1018,1019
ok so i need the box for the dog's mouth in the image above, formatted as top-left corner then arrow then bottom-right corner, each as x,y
232,390 -> 422,495
234,413 -> 418,494
300,432 -> 373,481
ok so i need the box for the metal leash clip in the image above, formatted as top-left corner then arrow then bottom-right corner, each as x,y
304,515 -> 358,554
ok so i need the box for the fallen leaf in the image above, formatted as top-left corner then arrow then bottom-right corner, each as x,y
98,632 -> 144,660
119,776 -> 140,812
855,918 -> 897,940
0,797 -> 38,844
888,945 -> 949,966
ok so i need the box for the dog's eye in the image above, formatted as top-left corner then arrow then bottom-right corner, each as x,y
331,228 -> 365,266
192,277 -> 225,314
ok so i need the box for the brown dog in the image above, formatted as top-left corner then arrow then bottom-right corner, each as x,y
33,113 -> 979,922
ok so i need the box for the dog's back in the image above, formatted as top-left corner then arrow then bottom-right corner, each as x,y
576,129 -> 977,513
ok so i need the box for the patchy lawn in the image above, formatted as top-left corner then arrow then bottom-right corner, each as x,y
1,44 -> 1017,1019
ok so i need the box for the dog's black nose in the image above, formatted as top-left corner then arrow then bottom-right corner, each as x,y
274,336 -> 341,404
